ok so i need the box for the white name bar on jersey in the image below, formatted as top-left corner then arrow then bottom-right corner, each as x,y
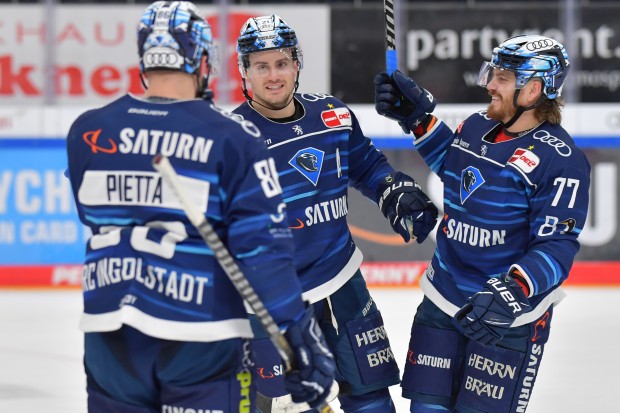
78,170 -> 210,210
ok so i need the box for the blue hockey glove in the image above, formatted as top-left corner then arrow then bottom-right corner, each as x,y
376,172 -> 439,243
455,273 -> 531,346
374,70 -> 437,134
283,305 -> 336,408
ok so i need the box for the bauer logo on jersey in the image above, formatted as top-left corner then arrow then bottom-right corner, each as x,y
321,107 -> 352,128
508,148 -> 540,173
460,166 -> 485,204
289,147 -> 325,186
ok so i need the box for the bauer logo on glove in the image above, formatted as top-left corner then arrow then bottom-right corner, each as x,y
455,273 -> 531,346
376,172 -> 439,244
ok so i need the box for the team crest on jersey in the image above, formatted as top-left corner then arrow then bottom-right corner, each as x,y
289,147 -> 325,186
508,148 -> 540,173
321,107 -> 352,128
460,166 -> 485,204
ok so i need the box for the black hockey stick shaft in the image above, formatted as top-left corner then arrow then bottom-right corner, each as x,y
384,0 -> 398,75
152,154 -> 334,413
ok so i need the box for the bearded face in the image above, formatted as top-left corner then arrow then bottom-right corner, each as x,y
485,68 -> 518,123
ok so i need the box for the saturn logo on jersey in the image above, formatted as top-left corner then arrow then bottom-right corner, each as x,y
321,107 -> 353,128
289,147 -> 325,185
460,166 -> 485,204
83,129 -> 118,154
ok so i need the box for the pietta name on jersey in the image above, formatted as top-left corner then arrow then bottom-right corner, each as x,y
67,95 -> 302,341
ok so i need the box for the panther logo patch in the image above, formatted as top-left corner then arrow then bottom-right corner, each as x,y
460,166 -> 485,204
289,147 -> 325,186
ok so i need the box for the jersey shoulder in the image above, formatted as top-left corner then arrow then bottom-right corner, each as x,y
504,123 -> 590,184
69,95 -> 132,127
186,100 -> 262,141
295,93 -> 354,130
66,95 -> 136,144
458,110 -> 499,133
526,123 -> 590,172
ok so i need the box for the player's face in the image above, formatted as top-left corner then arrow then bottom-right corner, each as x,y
485,68 -> 518,123
245,49 -> 299,110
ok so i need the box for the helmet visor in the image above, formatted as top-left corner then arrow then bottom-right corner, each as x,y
477,61 -> 494,88
244,49 -> 298,78
477,61 -> 529,89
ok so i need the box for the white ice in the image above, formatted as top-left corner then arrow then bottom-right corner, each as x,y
0,288 -> 617,412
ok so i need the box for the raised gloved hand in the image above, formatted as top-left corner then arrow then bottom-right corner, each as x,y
376,172 -> 439,243
455,273 -> 531,346
374,70 -> 437,134
283,305 -> 336,408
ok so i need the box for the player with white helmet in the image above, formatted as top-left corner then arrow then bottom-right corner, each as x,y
375,35 -> 590,412
66,3 -> 335,412
233,14 -> 439,413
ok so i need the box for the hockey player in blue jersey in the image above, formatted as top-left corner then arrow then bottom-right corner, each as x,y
232,15 -> 439,413
65,2 -> 335,412
375,35 -> 591,412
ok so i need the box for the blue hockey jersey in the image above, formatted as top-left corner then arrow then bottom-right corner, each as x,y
66,94 -> 304,342
415,111 -> 590,326
234,93 -> 395,303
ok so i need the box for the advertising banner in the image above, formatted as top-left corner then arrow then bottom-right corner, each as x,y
0,5 -> 329,105
331,4 -> 620,103
1,3 -> 619,288
0,142 -> 86,265
1,132 -> 619,287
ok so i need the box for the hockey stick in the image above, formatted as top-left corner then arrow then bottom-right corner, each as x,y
383,0 -> 398,75
152,154 -> 334,413
255,381 -> 340,413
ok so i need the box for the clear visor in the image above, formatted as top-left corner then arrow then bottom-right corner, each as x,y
244,48 -> 298,78
477,61 -> 535,89
476,61 -> 494,88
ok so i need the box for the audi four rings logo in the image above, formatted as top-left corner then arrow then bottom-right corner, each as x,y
533,131 -> 572,157
144,52 -> 180,66
526,39 -> 553,50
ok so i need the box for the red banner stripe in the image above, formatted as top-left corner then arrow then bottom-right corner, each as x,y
1,262 -> 619,288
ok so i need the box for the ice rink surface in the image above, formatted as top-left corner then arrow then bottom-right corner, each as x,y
0,287 -> 617,412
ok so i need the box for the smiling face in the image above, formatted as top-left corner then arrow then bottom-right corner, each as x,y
485,68 -> 519,123
244,48 -> 299,116
485,67 -> 544,128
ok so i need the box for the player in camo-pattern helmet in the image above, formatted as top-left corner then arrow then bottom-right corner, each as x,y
137,1 -> 215,98
477,34 -> 570,127
236,15 -> 303,107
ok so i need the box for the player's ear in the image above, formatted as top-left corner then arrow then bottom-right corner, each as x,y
526,79 -> 543,104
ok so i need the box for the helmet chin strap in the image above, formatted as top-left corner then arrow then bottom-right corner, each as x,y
139,72 -> 148,92
503,89 -> 545,129
197,64 -> 213,100
241,72 -> 301,112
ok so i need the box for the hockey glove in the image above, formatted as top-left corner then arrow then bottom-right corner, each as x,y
455,273 -> 531,346
374,70 -> 437,134
376,172 -> 439,243
283,305 -> 336,408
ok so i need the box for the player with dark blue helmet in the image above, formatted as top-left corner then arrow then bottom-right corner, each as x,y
66,3 -> 335,412
375,35 -> 590,413
233,14 -> 439,413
